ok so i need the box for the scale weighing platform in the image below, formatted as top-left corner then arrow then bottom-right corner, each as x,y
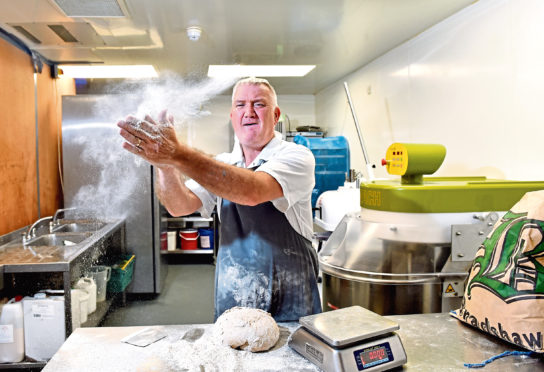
288,306 -> 407,372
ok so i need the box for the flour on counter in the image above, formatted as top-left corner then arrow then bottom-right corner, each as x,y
157,326 -> 320,372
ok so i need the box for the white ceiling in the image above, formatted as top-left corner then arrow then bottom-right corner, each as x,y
0,0 -> 475,94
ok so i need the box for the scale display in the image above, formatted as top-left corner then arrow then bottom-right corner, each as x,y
354,342 -> 393,370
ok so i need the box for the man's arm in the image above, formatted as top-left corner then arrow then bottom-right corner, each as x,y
172,146 -> 283,206
155,166 -> 203,216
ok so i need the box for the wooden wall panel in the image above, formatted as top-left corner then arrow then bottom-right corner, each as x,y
37,65 -> 75,218
0,38 -> 75,236
0,37 -> 37,235
37,64 -> 59,217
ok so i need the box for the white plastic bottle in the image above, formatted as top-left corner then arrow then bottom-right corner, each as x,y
0,297 -> 25,363
75,277 -> 97,314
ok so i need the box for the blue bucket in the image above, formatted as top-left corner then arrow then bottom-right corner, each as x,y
198,228 -> 214,249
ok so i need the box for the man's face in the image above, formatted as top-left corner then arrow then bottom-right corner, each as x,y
230,83 -> 280,150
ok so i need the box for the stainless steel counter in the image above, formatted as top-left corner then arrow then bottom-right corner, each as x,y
42,313 -> 543,372
391,313 -> 543,371
0,219 -> 125,344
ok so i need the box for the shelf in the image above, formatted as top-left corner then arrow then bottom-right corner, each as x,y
161,249 -> 213,255
160,209 -> 217,262
162,216 -> 213,223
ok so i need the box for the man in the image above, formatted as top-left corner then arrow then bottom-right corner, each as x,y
117,77 -> 321,321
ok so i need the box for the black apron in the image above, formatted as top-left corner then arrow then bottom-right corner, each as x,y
215,196 -> 322,322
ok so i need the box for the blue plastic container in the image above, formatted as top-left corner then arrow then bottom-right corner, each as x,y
198,228 -> 214,249
293,135 -> 350,207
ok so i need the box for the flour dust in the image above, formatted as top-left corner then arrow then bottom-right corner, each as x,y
66,73 -> 236,220
156,326 -> 319,372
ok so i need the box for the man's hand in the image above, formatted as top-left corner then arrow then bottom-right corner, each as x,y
117,109 -> 181,168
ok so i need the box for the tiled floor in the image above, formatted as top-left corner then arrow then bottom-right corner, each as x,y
102,264 -> 216,326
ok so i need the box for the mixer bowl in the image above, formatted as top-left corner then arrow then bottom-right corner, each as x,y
319,213 -> 452,315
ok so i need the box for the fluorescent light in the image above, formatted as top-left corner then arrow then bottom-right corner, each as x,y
207,65 -> 315,77
59,65 -> 158,78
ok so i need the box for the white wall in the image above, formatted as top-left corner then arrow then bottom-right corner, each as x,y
185,94 -> 315,155
316,0 -> 544,181
277,95 -> 316,132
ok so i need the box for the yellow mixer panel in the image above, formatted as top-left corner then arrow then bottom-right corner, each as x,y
384,143 -> 408,175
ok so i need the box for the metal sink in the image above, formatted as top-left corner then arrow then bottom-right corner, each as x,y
51,222 -> 107,233
0,219 -> 124,274
25,233 -> 92,247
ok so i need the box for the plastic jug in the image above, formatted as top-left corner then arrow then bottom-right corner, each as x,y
73,289 -> 88,324
75,277 -> 97,314
89,266 -> 111,302
0,298 -> 24,363
23,292 -> 65,361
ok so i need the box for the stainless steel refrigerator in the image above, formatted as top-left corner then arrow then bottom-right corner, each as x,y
62,95 -> 167,294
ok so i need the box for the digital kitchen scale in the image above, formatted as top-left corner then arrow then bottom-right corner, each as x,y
288,306 -> 407,372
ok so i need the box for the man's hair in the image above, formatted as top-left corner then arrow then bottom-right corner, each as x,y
231,77 -> 278,107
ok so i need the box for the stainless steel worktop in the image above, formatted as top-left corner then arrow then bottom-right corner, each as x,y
392,313 -> 542,371
42,313 -> 543,372
0,219 -> 126,347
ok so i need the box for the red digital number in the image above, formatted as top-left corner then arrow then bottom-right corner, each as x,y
369,348 -> 385,360
361,347 -> 387,367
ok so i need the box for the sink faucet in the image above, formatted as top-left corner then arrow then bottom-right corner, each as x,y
52,207 -> 77,226
24,216 -> 53,243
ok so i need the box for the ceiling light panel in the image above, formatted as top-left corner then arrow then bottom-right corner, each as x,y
59,65 -> 158,78
52,0 -> 125,17
207,65 -> 316,77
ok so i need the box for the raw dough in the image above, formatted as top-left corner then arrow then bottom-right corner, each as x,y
213,307 -> 280,352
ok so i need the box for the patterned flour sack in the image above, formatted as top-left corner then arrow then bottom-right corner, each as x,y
452,190 -> 544,352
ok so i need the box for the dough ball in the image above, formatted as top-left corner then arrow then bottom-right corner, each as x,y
213,307 -> 280,352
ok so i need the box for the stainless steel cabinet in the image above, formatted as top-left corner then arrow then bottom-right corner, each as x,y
62,95 -> 168,294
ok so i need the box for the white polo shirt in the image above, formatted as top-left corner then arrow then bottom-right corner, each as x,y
185,131 -> 315,241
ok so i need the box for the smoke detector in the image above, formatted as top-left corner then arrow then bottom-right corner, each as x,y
186,26 -> 202,42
